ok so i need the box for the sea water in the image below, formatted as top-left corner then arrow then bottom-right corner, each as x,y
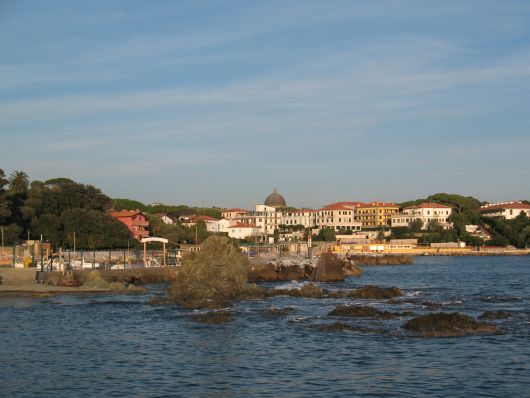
1,256 -> 529,397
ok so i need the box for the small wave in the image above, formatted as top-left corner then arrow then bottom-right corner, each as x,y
405,291 -> 422,298
275,281 -> 308,290
478,296 -> 523,303
87,300 -> 140,306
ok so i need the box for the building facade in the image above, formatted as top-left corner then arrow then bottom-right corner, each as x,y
391,203 -> 453,229
356,202 -> 400,228
110,210 -> 150,240
479,201 -> 530,220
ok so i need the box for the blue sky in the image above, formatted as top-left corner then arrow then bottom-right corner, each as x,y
1,0 -> 530,208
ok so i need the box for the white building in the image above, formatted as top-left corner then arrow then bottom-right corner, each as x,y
155,213 -> 174,225
316,204 -> 362,232
279,208 -> 317,229
391,203 -> 453,230
227,223 -> 260,240
479,201 -> 530,220
205,218 -> 231,233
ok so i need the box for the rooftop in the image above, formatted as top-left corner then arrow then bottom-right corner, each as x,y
406,203 -> 452,209
479,201 -> 530,211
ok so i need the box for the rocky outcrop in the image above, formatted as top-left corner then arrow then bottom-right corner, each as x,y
349,285 -> 402,299
247,254 -> 362,283
298,283 -> 324,298
317,322 -> 356,332
403,312 -> 499,337
349,254 -> 413,266
247,263 -> 278,282
328,305 -> 414,319
265,306 -> 296,316
277,264 -> 306,281
343,261 -> 363,277
317,322 -> 384,334
311,253 -> 345,282
478,310 -> 512,319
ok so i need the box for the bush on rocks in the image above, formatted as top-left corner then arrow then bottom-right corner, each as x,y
82,270 -> 110,289
168,236 -> 257,309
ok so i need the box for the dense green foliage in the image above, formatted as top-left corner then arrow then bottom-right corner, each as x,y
113,198 -> 222,219
147,214 -> 211,245
0,169 -> 131,248
482,214 -> 530,248
394,193 -> 487,246
315,227 -> 336,242
0,168 -> 223,249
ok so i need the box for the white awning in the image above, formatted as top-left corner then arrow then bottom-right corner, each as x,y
141,237 -> 169,244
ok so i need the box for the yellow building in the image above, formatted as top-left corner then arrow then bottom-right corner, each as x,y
356,201 -> 400,228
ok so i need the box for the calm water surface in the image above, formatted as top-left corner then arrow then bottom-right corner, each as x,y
1,256 -> 529,397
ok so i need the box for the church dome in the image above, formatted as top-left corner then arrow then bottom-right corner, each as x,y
264,189 -> 286,208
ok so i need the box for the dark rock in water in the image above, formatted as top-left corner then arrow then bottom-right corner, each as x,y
311,253 -> 345,282
349,254 -> 413,266
303,264 -> 314,279
328,305 -> 412,319
325,290 -> 346,299
318,322 -> 356,332
419,301 -> 443,309
265,306 -> 296,316
299,283 -> 323,298
247,263 -> 278,282
191,311 -> 234,324
277,264 -> 305,281
238,285 -> 267,301
264,288 -> 292,297
403,312 -> 499,337
266,285 -> 343,299
349,285 -> 402,299
317,322 -> 386,334
478,310 -> 512,320
343,260 -> 363,277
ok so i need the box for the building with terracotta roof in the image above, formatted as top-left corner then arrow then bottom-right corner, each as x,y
221,208 -> 249,223
227,223 -> 259,240
391,203 -> 453,230
479,201 -> 530,220
110,210 -> 150,240
356,201 -> 400,228
317,204 -> 361,232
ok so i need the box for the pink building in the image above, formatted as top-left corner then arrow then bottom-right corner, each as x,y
110,210 -> 150,240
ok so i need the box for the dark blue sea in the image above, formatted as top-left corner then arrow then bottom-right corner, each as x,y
1,256 -> 529,397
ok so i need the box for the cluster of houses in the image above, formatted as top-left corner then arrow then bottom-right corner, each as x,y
109,191 -> 530,243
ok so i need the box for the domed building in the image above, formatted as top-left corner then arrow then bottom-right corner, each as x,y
264,188 -> 286,208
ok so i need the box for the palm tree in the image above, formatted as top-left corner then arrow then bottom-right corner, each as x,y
9,170 -> 30,194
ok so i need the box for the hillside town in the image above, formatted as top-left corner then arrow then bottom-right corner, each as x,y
106,189 -> 530,255
1,168 -> 530,268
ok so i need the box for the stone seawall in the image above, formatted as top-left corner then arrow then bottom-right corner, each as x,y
1,267 -> 177,286
348,254 -> 413,266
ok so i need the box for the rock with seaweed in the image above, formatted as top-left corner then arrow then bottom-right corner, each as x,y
403,312 -> 499,337
168,236 -> 260,309
349,285 -> 402,299
328,305 -> 414,319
